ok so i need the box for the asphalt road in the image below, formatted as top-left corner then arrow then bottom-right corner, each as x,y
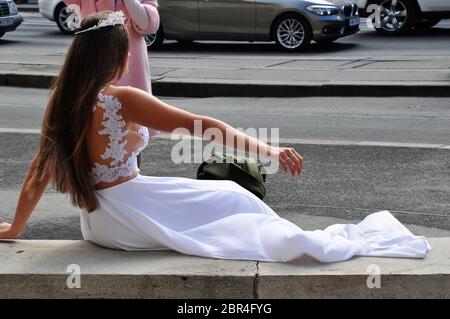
1,86 -> 450,145
0,87 -> 449,239
0,12 -> 450,58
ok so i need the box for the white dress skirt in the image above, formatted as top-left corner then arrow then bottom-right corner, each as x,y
80,174 -> 431,263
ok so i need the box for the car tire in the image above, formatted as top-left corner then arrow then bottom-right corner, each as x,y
373,0 -> 416,35
145,27 -> 164,50
415,18 -> 441,29
55,3 -> 78,35
272,14 -> 312,52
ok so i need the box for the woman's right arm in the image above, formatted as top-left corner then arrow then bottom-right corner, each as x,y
119,87 -> 303,176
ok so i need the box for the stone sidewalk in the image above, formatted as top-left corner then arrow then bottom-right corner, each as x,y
0,239 -> 448,298
1,53 -> 449,97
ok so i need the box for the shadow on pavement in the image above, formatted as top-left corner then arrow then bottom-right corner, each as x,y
150,41 -> 359,55
0,39 -> 20,45
357,27 -> 450,39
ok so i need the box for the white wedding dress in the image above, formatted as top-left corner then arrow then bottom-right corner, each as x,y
80,90 -> 431,263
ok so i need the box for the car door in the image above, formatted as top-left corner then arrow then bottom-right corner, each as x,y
160,0 -> 200,38
198,0 -> 256,39
417,0 -> 450,11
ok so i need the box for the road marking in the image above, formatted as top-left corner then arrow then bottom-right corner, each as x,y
277,138 -> 450,149
0,103 -> 45,108
23,21 -> 55,26
152,133 -> 450,150
0,128 -> 41,134
0,128 -> 449,149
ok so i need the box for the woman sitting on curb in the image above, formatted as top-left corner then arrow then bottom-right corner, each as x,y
0,11 -> 431,263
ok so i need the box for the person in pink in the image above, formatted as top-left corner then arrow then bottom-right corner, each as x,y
64,0 -> 160,137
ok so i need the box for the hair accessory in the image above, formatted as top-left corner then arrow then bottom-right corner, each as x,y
75,11 -> 126,35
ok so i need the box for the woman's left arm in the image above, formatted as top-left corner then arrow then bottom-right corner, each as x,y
122,0 -> 160,34
0,157 -> 50,239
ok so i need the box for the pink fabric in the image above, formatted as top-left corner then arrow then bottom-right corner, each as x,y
64,0 -> 160,136
64,0 -> 159,92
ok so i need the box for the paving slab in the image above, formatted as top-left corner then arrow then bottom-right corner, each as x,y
1,53 -> 449,96
257,237 -> 450,298
0,239 -> 448,298
0,240 -> 257,299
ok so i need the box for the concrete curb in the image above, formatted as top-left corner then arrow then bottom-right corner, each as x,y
152,80 -> 450,98
17,5 -> 39,13
0,73 -> 55,89
0,238 -> 448,298
1,72 -> 450,97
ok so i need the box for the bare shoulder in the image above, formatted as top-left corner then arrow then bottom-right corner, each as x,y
103,85 -> 203,133
112,85 -> 147,102
108,86 -> 155,123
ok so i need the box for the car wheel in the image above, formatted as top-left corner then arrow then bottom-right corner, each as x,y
272,14 -> 312,52
415,18 -> 441,29
373,0 -> 416,35
55,4 -> 79,35
145,27 -> 164,50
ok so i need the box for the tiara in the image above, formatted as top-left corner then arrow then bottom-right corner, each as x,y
75,11 -> 126,35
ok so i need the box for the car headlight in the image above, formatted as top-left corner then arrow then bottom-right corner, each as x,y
306,5 -> 340,16
7,0 -> 18,15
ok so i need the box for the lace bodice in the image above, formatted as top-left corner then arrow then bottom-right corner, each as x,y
90,90 -> 149,185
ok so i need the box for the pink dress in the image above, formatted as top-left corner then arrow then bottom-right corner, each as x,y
64,0 -> 160,136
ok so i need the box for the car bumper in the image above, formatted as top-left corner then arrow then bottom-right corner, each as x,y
311,15 -> 360,40
0,15 -> 23,33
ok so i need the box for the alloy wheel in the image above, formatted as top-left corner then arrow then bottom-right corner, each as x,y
276,18 -> 306,50
57,5 -> 79,33
144,34 -> 157,47
379,0 -> 408,32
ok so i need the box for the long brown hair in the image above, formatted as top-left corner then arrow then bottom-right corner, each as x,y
27,11 -> 130,212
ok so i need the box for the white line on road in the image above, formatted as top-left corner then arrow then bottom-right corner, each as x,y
154,133 -> 450,149
22,21 -> 55,26
1,128 -> 448,149
277,138 -> 450,150
0,128 -> 41,134
0,103 -> 45,108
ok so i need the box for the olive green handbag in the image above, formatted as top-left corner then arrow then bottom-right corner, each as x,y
197,152 -> 267,199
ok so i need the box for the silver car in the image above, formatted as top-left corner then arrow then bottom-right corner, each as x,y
146,0 -> 360,51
